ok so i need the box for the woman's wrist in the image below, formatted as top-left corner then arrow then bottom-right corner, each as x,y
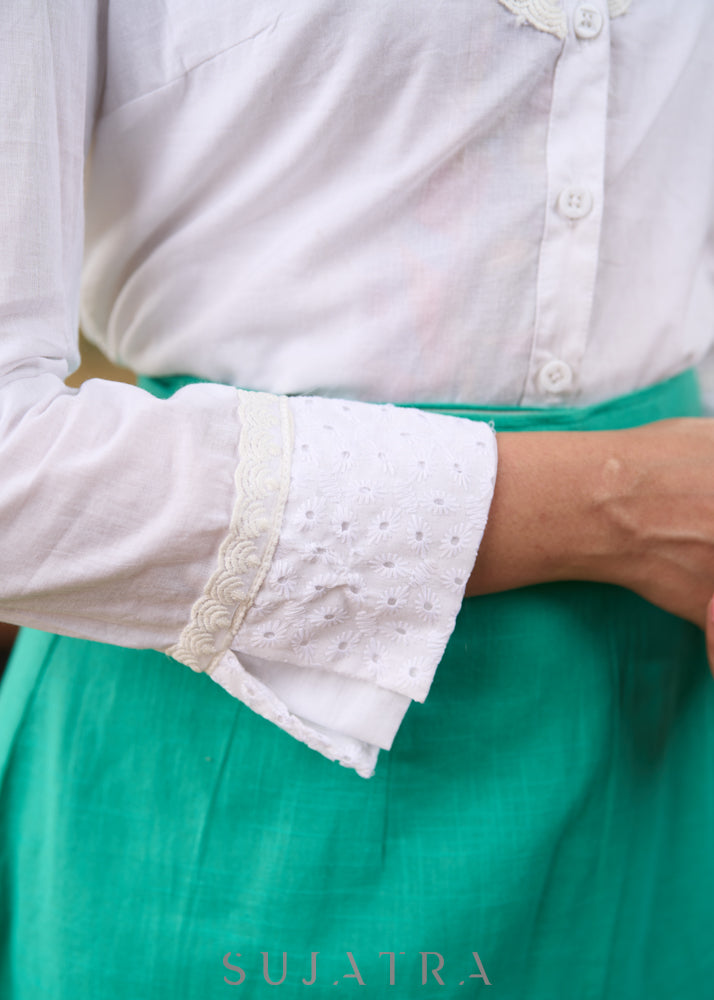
466,417 -> 714,634
466,429 -> 622,597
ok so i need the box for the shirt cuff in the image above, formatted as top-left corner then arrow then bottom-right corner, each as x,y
170,390 -> 497,777
227,652 -> 411,748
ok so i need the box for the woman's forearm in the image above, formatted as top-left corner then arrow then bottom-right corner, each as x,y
467,419 -> 714,633
466,429 -> 618,597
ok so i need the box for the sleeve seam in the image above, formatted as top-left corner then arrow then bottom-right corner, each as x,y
166,390 -> 293,672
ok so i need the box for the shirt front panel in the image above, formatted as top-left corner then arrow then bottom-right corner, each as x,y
81,0 -> 714,405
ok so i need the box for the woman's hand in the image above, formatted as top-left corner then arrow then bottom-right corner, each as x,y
592,418 -> 714,629
467,418 -> 714,673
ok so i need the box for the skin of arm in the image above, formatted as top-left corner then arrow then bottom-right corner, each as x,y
466,419 -> 714,673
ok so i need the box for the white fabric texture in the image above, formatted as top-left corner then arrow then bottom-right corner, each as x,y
227,395 -> 496,774
1,0 -> 714,773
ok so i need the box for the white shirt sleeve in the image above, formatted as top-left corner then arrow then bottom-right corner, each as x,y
0,0 -> 497,778
178,393 -> 497,777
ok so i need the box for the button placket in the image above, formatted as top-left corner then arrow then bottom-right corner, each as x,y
521,0 -> 610,405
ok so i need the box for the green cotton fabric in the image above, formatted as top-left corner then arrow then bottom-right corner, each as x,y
1,369 -> 714,998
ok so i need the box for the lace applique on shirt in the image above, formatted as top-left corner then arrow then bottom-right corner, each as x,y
167,389 -> 293,672
498,0 -> 631,40
498,0 -> 567,39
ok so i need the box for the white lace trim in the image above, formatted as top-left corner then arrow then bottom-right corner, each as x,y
167,390 -> 293,672
498,0 -> 567,39
498,0 -> 631,39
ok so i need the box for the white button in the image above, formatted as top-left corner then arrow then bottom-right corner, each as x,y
537,360 -> 574,395
557,186 -> 593,220
574,4 -> 604,39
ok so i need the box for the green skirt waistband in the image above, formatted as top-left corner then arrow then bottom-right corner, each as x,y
138,368 -> 701,430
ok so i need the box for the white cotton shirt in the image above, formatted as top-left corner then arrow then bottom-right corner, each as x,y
0,0 -> 713,775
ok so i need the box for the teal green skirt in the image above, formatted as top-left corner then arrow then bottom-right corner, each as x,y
1,370 -> 713,998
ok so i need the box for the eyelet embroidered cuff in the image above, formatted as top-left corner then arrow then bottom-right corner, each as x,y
206,394 -> 497,777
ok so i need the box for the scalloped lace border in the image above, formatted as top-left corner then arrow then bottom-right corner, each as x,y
498,0 -> 632,40
167,390 -> 293,673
